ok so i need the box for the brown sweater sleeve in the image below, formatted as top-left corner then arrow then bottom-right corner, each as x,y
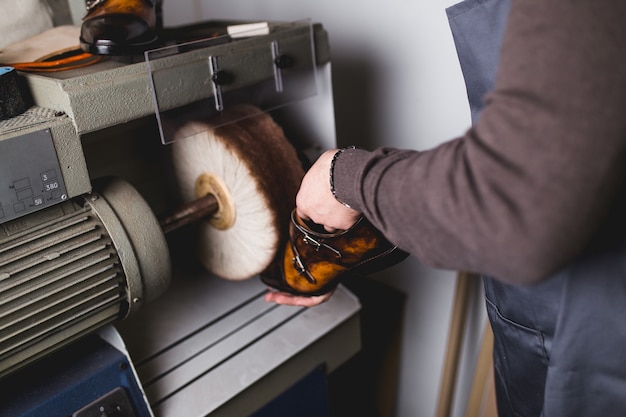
332,0 -> 626,285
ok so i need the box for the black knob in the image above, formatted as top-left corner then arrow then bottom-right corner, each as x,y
274,54 -> 293,69
211,70 -> 234,86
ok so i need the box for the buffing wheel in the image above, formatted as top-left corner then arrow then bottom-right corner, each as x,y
171,105 -> 304,280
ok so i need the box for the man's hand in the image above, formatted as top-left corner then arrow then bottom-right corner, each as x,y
266,150 -> 360,307
264,289 -> 335,307
296,149 -> 361,232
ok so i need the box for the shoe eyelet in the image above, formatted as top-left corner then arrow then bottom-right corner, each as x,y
302,234 -> 342,258
292,255 -> 318,284
303,235 -> 322,250
86,0 -> 106,13
292,256 -> 306,274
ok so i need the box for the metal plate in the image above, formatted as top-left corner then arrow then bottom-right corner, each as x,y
0,128 -> 68,224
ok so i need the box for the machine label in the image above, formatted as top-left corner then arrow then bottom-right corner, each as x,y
0,129 -> 68,224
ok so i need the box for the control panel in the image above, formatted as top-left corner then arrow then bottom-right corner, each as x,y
0,128 -> 68,224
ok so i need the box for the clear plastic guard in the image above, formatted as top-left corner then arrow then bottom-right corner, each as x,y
145,20 -> 318,145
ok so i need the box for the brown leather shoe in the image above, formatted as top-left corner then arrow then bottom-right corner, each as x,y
261,210 -> 408,296
80,0 -> 162,55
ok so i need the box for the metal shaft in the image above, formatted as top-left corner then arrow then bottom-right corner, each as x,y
159,194 -> 219,234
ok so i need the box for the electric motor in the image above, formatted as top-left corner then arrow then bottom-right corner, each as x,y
0,178 -> 170,378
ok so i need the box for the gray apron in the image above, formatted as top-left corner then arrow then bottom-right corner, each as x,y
446,1 -> 626,416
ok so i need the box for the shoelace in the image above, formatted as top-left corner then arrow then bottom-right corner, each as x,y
6,49 -> 102,73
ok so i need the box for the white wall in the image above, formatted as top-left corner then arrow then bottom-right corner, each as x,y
162,2 -> 485,416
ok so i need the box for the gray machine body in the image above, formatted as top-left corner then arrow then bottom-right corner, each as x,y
0,2 -> 360,416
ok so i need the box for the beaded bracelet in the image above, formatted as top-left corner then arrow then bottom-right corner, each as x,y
329,146 -> 357,208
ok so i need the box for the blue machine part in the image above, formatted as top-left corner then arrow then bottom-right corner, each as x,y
251,365 -> 330,417
0,334 -> 151,417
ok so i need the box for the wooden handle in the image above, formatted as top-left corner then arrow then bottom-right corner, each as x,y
435,271 -> 478,417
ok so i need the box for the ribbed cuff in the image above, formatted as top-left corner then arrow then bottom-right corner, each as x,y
329,146 -> 370,212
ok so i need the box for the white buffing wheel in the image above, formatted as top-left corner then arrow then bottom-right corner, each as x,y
171,105 -> 304,280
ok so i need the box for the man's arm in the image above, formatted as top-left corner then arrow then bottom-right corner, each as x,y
329,0 -> 626,285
